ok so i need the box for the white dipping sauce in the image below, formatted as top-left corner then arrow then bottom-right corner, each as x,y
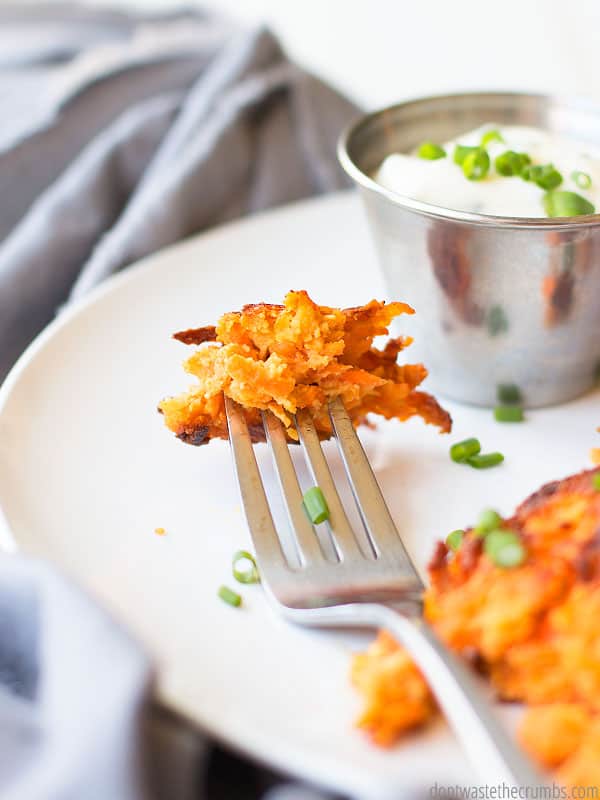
376,124 -> 600,217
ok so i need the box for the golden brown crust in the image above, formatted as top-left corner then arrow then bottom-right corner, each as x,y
159,290 -> 451,445
172,326 -> 217,345
515,468 -> 600,517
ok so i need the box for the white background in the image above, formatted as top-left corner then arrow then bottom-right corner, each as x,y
35,0 -> 600,109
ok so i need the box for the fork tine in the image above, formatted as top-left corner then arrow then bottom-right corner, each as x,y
225,397 -> 287,570
328,396 -> 418,566
295,409 -> 365,561
262,411 -> 325,565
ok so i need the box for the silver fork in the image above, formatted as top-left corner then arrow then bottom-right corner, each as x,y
225,395 -> 543,787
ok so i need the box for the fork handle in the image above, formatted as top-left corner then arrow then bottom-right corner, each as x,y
290,602 -> 545,787
375,606 -> 544,787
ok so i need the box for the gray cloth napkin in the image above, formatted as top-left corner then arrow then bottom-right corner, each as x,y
0,2 -> 357,382
0,556 -> 207,800
0,4 -> 359,799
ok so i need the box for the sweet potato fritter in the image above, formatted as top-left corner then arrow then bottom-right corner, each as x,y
158,290 -> 451,445
351,467 -> 600,789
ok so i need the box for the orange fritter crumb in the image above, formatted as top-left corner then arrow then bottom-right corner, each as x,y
350,631 -> 436,746
158,290 -> 451,445
556,720 -> 600,790
591,448 -> 600,465
154,527 -> 166,536
352,467 -> 600,790
519,704 -> 590,767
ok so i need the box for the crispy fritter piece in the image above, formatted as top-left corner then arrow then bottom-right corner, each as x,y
351,467 -> 600,789
520,704 -> 590,768
555,720 -> 600,790
520,704 -> 600,788
159,290 -> 451,445
172,326 -> 217,345
351,630 -> 437,746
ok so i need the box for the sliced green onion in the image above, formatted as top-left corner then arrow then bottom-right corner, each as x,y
418,141 -> 446,160
544,190 -> 596,217
232,550 -> 260,584
487,305 -> 509,336
537,165 -> 563,190
462,148 -> 490,181
218,585 -> 242,607
494,405 -> 524,423
484,529 -> 511,549
453,145 -> 478,165
593,473 -> 600,491
446,529 -> 465,552
494,540 -> 526,568
494,151 -> 531,177
302,486 -> 330,524
467,452 -> 505,469
475,509 -> 502,536
497,383 -> 522,404
520,164 -> 532,180
484,530 -> 526,568
521,163 -> 563,190
481,129 -> 504,147
450,438 -> 481,463
572,170 -> 592,190
538,169 -> 563,190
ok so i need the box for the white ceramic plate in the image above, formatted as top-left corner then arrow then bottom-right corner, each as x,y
1,191 -> 599,798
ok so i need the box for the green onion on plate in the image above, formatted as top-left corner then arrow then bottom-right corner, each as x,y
232,550 -> 260,584
450,438 -> 481,463
494,405 -> 524,423
218,585 -> 242,607
467,453 -> 505,469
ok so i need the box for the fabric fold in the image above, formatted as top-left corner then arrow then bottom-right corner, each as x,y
0,5 -> 358,380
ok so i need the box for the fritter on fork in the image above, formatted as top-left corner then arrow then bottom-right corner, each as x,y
159,290 -> 451,445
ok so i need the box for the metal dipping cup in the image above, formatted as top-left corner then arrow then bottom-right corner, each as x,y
339,92 -> 600,407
